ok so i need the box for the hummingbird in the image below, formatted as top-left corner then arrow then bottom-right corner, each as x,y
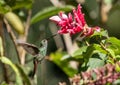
17,39 -> 48,78
17,34 -> 57,78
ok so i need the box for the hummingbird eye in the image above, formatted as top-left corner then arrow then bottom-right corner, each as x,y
39,39 -> 47,47
42,39 -> 47,43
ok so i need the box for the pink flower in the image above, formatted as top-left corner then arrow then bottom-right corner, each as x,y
49,4 -> 100,37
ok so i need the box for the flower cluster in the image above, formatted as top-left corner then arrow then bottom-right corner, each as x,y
70,62 -> 120,85
49,4 -> 100,36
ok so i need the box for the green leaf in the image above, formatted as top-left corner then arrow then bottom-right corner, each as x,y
82,44 -> 107,70
87,53 -> 107,69
115,63 -> 120,72
0,5 -> 11,14
0,56 -> 22,85
61,54 -> 84,63
0,82 -> 8,85
4,12 -> 24,34
106,48 -> 116,58
83,44 -> 107,61
105,37 -> 120,55
116,55 -> 120,60
107,59 -> 114,64
89,29 -> 108,44
104,0 -> 112,5
16,64 -> 31,85
83,45 -> 94,61
31,5 -> 75,24
72,46 -> 87,59
50,50 -> 78,77
92,29 -> 108,37
0,37 -> 4,56
12,0 -> 33,10
0,0 -> 5,4
0,0 -> 11,14
61,54 -> 71,60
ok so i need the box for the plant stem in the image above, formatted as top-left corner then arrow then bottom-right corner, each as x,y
85,40 -> 90,46
4,19 -> 21,63
100,42 -> 116,62
18,10 -> 32,65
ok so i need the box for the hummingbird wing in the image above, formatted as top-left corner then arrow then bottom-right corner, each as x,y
17,42 -> 39,56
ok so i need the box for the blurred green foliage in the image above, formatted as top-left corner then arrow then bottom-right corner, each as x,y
0,0 -> 120,85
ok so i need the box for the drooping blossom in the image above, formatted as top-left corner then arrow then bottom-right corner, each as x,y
80,26 -> 100,37
49,4 -> 100,37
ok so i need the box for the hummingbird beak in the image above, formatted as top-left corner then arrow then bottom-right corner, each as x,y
46,33 -> 58,41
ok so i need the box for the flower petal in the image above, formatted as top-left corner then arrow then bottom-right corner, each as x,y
59,12 -> 68,20
49,4 -> 100,36
49,16 -> 61,23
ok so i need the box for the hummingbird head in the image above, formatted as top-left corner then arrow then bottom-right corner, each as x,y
41,39 -> 48,46
40,34 -> 57,47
